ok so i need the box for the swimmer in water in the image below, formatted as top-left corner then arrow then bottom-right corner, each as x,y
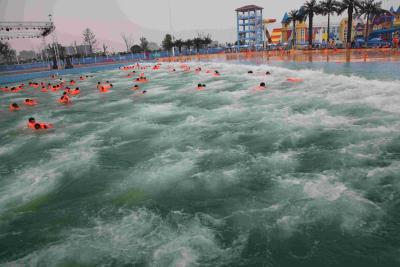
70,88 -> 80,95
248,71 -> 253,74
131,85 -> 140,90
197,83 -> 206,90
9,103 -> 20,111
27,117 -> 36,129
266,71 -> 271,75
254,82 -> 267,91
58,92 -> 71,104
24,99 -> 37,106
28,118 -> 52,130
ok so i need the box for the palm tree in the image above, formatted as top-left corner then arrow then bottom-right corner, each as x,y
357,0 -> 386,43
302,0 -> 321,46
184,39 -> 193,53
287,9 -> 306,48
337,0 -> 362,47
319,0 -> 340,42
174,39 -> 184,54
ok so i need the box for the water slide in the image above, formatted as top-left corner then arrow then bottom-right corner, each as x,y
263,19 -> 276,44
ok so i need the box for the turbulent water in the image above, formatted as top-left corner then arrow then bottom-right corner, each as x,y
1,61 -> 400,267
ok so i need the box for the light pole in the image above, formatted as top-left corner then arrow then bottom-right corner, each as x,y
49,14 -> 61,69
168,0 -> 175,56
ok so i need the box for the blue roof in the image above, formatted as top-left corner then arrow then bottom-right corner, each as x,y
282,12 -> 289,23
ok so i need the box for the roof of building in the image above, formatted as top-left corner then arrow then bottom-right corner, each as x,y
389,5 -> 400,14
235,5 -> 263,12
281,12 -> 290,24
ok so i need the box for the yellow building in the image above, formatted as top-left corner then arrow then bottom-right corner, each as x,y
296,21 -> 307,44
280,13 -> 308,45
339,17 -> 365,43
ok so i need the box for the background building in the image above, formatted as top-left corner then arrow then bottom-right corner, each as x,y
235,5 -> 264,49
65,44 -> 92,56
369,6 -> 400,40
339,17 -> 365,43
313,23 -> 340,43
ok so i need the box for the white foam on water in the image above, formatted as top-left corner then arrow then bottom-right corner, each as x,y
2,61 -> 400,265
303,175 -> 347,201
272,172 -> 383,234
284,108 -> 354,128
0,131 -> 101,215
6,208 -> 227,267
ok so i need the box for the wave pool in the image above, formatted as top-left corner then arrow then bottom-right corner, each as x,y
1,61 -> 400,266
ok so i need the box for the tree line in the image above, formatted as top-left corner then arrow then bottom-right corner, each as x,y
161,34 -> 213,54
287,0 -> 388,47
0,28 -> 215,65
0,42 -> 16,64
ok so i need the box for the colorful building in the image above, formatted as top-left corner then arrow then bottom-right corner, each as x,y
369,6 -> 400,40
235,5 -> 264,49
313,23 -> 340,43
339,17 -> 365,43
280,14 -> 340,45
260,5 -> 400,48
280,12 -> 292,44
280,13 -> 307,45
270,28 -> 282,44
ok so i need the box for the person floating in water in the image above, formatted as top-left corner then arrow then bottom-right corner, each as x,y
131,85 -> 140,91
69,88 -> 80,95
27,117 -> 52,130
98,82 -> 113,93
9,103 -> 20,111
248,71 -> 253,74
58,92 -> 72,104
257,82 -> 267,90
135,76 -> 148,83
24,99 -> 38,106
197,83 -> 206,90
252,82 -> 267,91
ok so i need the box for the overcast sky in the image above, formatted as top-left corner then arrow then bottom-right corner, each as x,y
1,0 -> 399,52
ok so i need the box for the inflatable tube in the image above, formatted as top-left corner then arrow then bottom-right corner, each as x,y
286,78 -> 304,83
69,90 -> 80,95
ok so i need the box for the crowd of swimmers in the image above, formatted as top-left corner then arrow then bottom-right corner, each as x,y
1,61 -> 304,132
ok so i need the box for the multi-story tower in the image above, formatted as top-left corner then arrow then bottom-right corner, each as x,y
236,5 -> 264,50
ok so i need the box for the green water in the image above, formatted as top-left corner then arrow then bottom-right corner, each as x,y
1,62 -> 400,266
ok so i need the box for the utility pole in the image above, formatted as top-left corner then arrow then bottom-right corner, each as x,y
168,0 -> 175,56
